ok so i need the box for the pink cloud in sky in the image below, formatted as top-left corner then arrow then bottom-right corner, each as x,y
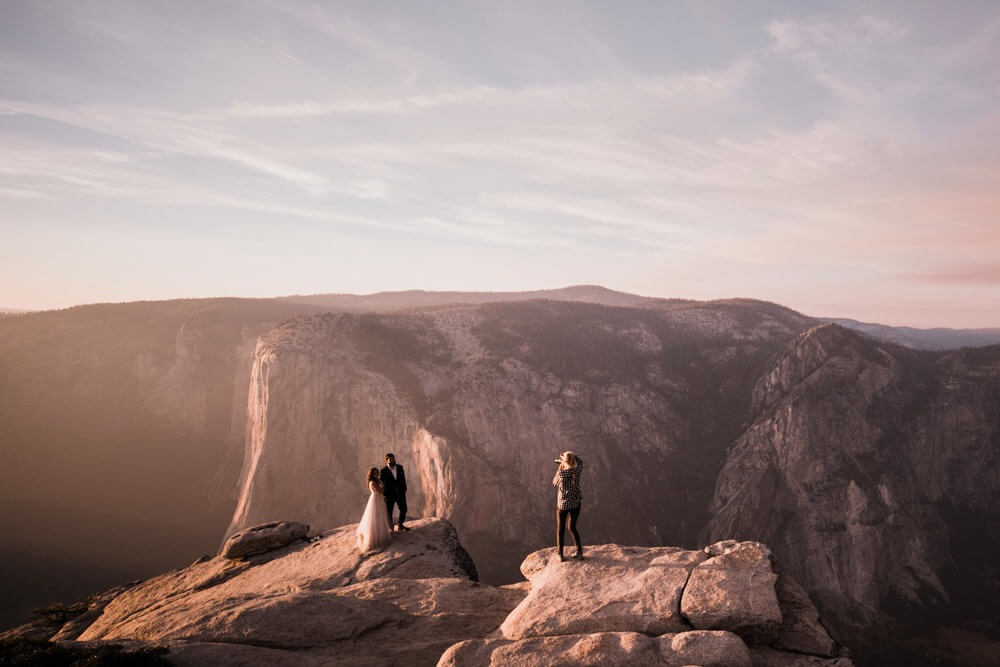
909,263 -> 1000,286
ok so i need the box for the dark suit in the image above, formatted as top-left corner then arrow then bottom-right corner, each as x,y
379,464 -> 407,528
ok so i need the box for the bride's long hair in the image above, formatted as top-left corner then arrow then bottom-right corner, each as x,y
367,467 -> 380,483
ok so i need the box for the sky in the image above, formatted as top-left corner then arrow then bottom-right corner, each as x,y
1,1 -> 998,327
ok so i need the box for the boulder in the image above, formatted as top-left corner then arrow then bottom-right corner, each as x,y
500,544 -> 707,640
681,540 -> 782,643
774,574 -> 836,656
220,521 -> 309,559
660,629 -> 753,666
438,630 -> 751,666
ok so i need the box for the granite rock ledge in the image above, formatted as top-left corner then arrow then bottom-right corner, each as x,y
2,522 -> 850,666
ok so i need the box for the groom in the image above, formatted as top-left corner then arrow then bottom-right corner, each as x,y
380,453 -> 409,531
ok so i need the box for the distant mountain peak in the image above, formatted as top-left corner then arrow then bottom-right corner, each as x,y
818,316 -> 1000,350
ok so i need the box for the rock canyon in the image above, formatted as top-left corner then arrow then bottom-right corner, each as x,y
1,288 -> 998,663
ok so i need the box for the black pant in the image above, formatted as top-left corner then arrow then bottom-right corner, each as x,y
385,493 -> 407,528
556,505 -> 581,554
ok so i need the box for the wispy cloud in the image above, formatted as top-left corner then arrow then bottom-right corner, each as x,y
0,186 -> 49,200
768,14 -> 910,55
2,1 -> 999,324
908,263 -> 1000,286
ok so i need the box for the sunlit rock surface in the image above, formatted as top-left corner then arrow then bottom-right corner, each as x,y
76,519 -> 520,665
12,523 -> 846,666
444,538 -> 846,666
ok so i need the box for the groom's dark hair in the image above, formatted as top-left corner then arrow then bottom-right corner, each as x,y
385,453 -> 395,459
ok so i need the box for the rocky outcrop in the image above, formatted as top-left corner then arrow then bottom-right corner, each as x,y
500,545 -> 706,639
7,520 -> 500,664
12,524 -> 845,666
442,539 -> 846,666
69,519 -> 520,665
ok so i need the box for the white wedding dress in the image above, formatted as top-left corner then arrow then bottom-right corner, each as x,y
356,480 -> 392,552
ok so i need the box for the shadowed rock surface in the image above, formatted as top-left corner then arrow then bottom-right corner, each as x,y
704,324 -> 1000,646
439,630 -> 753,667
749,645 -> 855,666
0,638 -> 171,665
774,573 -> 837,657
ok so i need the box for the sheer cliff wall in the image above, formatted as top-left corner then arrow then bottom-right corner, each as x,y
228,301 -> 811,583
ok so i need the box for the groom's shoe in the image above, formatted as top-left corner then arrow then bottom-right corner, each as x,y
398,524 -> 410,531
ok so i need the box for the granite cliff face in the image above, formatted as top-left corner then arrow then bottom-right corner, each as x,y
705,324 -> 1000,637
227,300 -> 811,583
228,301 -> 1000,656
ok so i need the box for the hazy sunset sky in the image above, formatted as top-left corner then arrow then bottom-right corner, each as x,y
1,1 -> 998,326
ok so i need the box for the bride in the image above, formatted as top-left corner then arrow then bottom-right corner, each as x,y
356,467 -> 392,552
